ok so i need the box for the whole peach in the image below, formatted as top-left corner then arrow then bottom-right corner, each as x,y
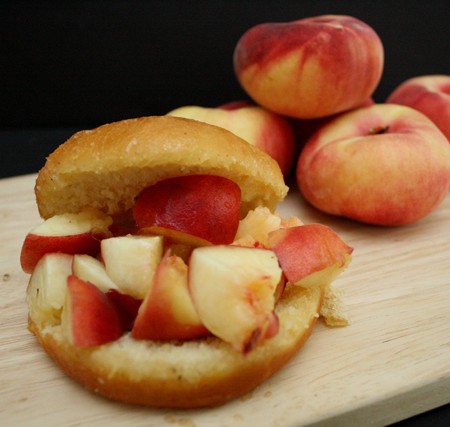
296,104 -> 450,225
233,15 -> 384,119
387,75 -> 450,142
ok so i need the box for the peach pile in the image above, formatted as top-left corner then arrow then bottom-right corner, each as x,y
168,14 -> 450,226
22,175 -> 353,354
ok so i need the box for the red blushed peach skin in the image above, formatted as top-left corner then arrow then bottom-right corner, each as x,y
133,175 -> 242,245
20,209 -> 112,274
21,232 -> 102,274
106,290 -> 142,332
269,224 -> 353,286
62,276 -> 123,347
296,104 -> 450,225
387,75 -> 450,142
132,253 -> 210,341
233,15 -> 383,119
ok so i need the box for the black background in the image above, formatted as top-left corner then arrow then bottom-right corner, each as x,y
0,2 -> 449,425
1,0 -> 449,179
2,0 -> 450,129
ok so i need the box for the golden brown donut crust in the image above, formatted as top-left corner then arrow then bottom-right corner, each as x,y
28,285 -> 321,408
35,116 -> 288,220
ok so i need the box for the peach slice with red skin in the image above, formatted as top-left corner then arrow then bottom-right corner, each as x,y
21,233 -> 99,274
268,224 -> 353,287
20,209 -> 112,274
132,175 -> 242,245
132,252 -> 210,341
62,275 -> 123,347
106,289 -> 142,331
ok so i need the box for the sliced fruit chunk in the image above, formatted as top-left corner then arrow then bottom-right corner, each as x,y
72,254 -> 118,292
62,275 -> 123,347
132,175 -> 242,245
189,245 -> 282,353
132,253 -> 210,340
26,252 -> 73,326
137,226 -> 213,247
20,209 -> 112,273
138,225 -> 213,261
234,206 -> 282,246
105,289 -> 142,331
268,224 -> 353,287
101,235 -> 163,299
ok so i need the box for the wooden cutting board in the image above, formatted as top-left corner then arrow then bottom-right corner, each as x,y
1,173 -> 449,427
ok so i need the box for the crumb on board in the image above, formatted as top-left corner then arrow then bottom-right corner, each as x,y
320,284 -> 349,327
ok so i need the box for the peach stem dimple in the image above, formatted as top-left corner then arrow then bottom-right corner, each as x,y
368,125 -> 389,135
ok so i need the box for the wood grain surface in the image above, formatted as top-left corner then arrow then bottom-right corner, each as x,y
1,173 -> 449,427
